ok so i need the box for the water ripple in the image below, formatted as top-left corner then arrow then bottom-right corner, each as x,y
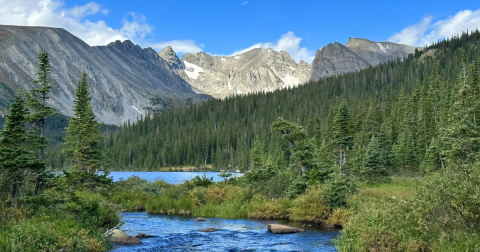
111,212 -> 339,252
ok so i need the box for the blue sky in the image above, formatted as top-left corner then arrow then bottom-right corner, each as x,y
0,0 -> 479,63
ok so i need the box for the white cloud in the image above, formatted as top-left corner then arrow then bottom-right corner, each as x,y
389,9 -> 480,46
241,1 -> 248,5
148,40 -> 204,54
230,31 -> 314,63
69,2 -> 103,18
0,0 -> 152,46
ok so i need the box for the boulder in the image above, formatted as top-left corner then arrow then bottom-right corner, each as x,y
267,224 -> 305,234
195,217 -> 206,221
136,233 -> 148,238
109,229 -> 142,245
199,227 -> 218,232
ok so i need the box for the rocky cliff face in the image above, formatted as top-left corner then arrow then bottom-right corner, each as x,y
173,48 -> 311,98
311,38 -> 418,81
0,25 -> 208,125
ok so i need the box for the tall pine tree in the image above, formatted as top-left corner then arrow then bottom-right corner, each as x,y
0,95 -> 43,203
63,72 -> 103,172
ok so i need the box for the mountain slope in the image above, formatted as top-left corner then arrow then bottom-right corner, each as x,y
0,25 -> 208,125
311,38 -> 418,81
164,48 -> 312,98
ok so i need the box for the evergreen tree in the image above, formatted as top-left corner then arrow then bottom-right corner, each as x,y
331,100 -> 354,151
63,72 -> 103,172
0,95 -> 43,203
249,136 -> 264,170
23,49 -> 57,194
361,135 -> 391,184
271,118 -> 314,175
25,49 -> 58,160
439,62 -> 480,167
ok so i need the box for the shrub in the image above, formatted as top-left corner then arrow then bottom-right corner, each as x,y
290,184 -> 330,222
205,185 -> 245,204
247,194 -> 292,219
325,208 -> 353,228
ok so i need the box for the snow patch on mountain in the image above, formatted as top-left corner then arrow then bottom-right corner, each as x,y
282,74 -> 300,87
376,43 -> 387,53
131,105 -> 142,114
183,61 -> 204,79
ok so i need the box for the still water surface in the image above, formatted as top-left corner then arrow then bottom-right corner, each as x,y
107,171 -> 238,184
111,212 -> 340,252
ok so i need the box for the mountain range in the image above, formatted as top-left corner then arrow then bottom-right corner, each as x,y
0,25 -> 418,124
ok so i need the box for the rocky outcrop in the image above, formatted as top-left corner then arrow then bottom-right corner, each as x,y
311,38 -> 418,81
109,229 -> 142,245
0,25 -> 209,125
267,224 -> 305,234
175,48 -> 311,98
158,46 -> 185,70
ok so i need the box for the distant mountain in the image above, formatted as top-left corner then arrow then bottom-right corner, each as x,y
311,38 -> 418,81
0,25 -> 209,125
159,48 -> 312,99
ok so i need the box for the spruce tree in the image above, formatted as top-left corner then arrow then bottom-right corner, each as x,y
25,49 -> 57,160
439,62 -> 480,167
361,135 -> 391,184
63,72 -> 103,172
0,95 -> 43,203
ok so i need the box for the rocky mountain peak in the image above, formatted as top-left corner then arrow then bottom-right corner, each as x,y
177,48 -> 312,98
158,46 -> 185,70
0,25 -> 208,125
311,37 -> 418,81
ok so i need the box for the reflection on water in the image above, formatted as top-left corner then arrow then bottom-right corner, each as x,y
111,212 -> 340,252
106,171 -> 240,184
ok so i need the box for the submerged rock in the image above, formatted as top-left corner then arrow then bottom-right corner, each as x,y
109,229 -> 142,245
195,217 -> 206,221
199,227 -> 218,232
267,224 -> 305,234
136,233 -> 148,238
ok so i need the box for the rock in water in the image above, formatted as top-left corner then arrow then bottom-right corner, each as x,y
109,229 -> 142,245
136,233 -> 148,238
267,224 -> 305,234
199,227 -> 218,232
195,217 -> 206,221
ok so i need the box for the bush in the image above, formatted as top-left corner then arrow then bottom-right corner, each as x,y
205,185 -> 245,204
325,208 -> 353,228
2,217 -> 109,252
290,184 -> 330,223
336,164 -> 480,251
247,194 -> 292,219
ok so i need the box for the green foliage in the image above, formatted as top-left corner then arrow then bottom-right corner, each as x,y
361,135 -> 392,184
24,49 -> 58,161
286,175 -> 308,198
0,95 -> 44,203
290,184 -> 330,223
322,167 -> 356,209
191,174 -> 214,187
63,72 -> 103,172
247,194 -> 292,219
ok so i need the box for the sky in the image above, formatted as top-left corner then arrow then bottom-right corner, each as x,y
0,0 -> 479,63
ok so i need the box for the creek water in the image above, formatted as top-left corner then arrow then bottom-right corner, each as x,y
110,212 -> 340,251
108,172 -> 340,251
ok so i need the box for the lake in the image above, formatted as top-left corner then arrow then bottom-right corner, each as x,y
111,212 -> 340,251
107,171 -> 240,184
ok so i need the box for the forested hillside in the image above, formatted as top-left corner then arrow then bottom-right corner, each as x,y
98,31 -> 480,174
